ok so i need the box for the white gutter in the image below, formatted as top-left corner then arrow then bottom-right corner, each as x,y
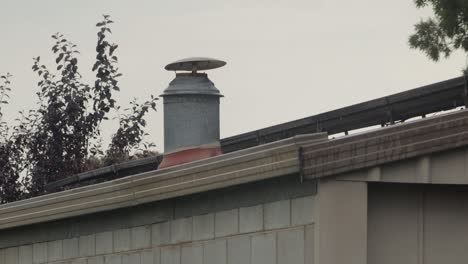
0,133 -> 327,230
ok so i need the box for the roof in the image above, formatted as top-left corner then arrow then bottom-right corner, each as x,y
47,75 -> 468,190
2,75 -> 468,230
222,75 -> 468,152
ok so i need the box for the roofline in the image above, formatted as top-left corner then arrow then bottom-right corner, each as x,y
0,134 -> 326,230
303,108 -> 468,179
3,108 -> 468,230
222,75 -> 468,152
46,75 -> 468,190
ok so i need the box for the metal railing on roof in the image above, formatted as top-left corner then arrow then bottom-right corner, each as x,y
221,76 -> 468,152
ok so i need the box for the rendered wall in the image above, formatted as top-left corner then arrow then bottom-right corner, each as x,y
314,179 -> 368,264
368,184 -> 468,264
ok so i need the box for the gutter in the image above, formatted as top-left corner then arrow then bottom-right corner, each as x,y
0,133 -> 327,230
303,109 -> 468,179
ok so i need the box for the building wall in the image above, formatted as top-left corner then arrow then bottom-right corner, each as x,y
0,176 -> 316,264
3,148 -> 468,264
314,179 -> 368,264
368,184 -> 468,264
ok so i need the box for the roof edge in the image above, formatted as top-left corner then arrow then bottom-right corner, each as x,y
0,133 -> 327,230
303,109 -> 468,179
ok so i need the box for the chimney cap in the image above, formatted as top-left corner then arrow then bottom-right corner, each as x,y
165,57 -> 226,72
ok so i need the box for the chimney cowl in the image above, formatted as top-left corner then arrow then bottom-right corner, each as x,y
161,73 -> 223,97
159,57 -> 226,169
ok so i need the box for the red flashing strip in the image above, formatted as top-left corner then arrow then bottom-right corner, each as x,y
159,147 -> 223,169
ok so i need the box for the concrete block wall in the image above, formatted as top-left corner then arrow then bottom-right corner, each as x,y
0,196 -> 314,264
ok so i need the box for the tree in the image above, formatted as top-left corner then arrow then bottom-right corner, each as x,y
0,73 -> 28,203
0,15 -> 158,203
409,0 -> 468,74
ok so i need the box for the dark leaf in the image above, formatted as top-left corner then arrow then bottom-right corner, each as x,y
92,62 -> 100,72
56,53 -> 64,64
109,45 -> 118,56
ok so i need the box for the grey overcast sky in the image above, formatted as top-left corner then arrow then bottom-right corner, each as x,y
0,0 -> 465,151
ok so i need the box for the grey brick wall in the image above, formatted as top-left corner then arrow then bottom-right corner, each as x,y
0,194 -> 314,264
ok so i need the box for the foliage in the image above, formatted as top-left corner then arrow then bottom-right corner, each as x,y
104,97 -> 157,165
0,74 -> 29,203
409,0 -> 468,74
0,15 -> 158,203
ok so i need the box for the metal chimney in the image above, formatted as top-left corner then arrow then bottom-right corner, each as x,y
159,57 -> 226,168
